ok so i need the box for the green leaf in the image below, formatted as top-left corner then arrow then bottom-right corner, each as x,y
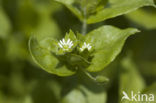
56,0 -> 155,24
80,0 -> 107,14
95,75 -> 109,83
85,25 -> 139,72
39,38 -> 58,54
0,8 -> 11,39
119,56 -> 145,103
29,36 -> 76,76
96,0 -> 109,11
55,0 -> 108,21
65,30 -> 78,47
125,8 -> 156,29
61,85 -> 107,103
87,0 -> 156,24
55,0 -> 83,21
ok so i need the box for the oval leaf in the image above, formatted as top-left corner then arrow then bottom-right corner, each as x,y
85,25 -> 139,72
87,0 -> 156,24
29,37 -> 76,76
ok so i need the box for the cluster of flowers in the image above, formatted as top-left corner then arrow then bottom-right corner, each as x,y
58,38 -> 92,52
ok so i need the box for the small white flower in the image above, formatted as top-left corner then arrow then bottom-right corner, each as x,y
58,38 -> 73,51
80,42 -> 92,52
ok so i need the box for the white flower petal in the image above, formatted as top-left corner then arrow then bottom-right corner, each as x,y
58,38 -> 74,51
58,43 -> 63,48
67,39 -> 70,44
80,42 -> 92,52
62,39 -> 66,44
60,40 -> 63,45
84,42 -> 86,46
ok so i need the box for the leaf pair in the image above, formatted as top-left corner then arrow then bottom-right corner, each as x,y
29,25 -> 139,76
55,0 -> 155,24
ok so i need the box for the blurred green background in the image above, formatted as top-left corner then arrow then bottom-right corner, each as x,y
0,0 -> 156,103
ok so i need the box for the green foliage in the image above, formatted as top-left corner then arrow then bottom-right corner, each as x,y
55,0 -> 83,21
85,26 -> 139,72
56,0 -> 155,24
87,0 -> 156,24
119,56 -> 145,103
95,75 -> 109,83
29,36 -> 76,76
29,26 -> 139,76
0,0 -> 156,103
61,85 -> 107,103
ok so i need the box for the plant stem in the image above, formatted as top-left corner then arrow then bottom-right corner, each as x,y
80,68 -> 96,81
82,6 -> 87,35
84,70 -> 96,81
